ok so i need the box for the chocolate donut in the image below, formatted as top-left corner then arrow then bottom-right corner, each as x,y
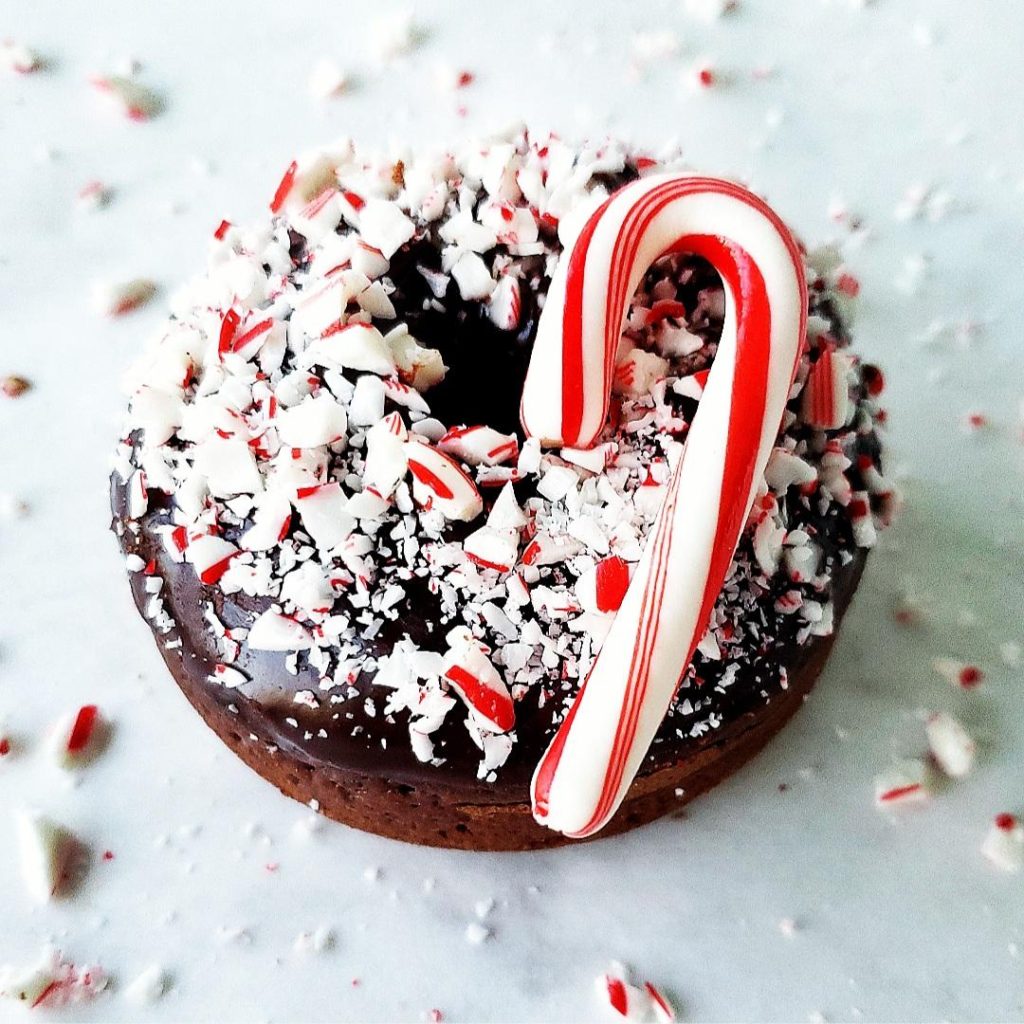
110,129 -> 893,850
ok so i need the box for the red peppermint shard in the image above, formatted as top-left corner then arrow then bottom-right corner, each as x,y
270,161 -> 298,214
442,639 -> 515,733
218,308 -> 241,358
67,705 -> 99,754
595,556 -> 630,613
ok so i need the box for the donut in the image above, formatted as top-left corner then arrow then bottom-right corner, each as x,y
109,128 -> 892,850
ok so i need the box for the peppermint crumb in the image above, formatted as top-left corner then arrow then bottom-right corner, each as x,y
2,375 -> 30,398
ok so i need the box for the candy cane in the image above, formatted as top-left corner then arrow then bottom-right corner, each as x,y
523,174 -> 807,837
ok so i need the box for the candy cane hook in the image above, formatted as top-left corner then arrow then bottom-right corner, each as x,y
523,175 -> 807,837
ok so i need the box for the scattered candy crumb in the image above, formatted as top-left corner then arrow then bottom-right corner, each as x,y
91,278 -> 156,317
77,180 -> 112,211
595,963 -> 676,1022
293,926 -> 336,955
981,814 -> 1023,873
0,949 -> 107,1009
15,810 -> 78,903
123,964 -> 169,1007
931,657 -> 984,690
2,375 -> 31,398
49,704 -> 103,769
90,73 -> 163,120
925,712 -> 976,778
308,59 -> 349,100
874,759 -> 931,809
1,40 -> 43,74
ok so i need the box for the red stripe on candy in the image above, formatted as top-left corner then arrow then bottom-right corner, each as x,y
218,309 -> 240,359
200,554 -> 236,585
342,189 -> 366,212
560,193 -> 614,446
444,665 -> 515,732
270,161 -> 298,214
231,318 -> 273,353
408,457 -> 455,500
879,784 -> 922,803
67,705 -> 99,753
605,977 -> 629,1016
595,556 -> 630,612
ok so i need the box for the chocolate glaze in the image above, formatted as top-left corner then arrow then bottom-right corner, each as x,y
112,482 -> 865,816
110,236 -> 879,803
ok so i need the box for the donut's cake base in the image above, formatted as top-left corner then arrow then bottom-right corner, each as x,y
124,541 -> 865,851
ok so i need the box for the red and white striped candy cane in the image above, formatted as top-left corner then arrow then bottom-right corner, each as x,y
523,174 -> 807,837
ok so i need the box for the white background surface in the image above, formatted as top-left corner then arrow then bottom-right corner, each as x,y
1,1 -> 1023,1020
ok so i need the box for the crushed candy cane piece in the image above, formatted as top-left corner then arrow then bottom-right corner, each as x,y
765,448 -> 816,492
683,0 -> 737,22
522,532 -> 583,567
802,348 -> 852,429
359,200 -> 416,259
406,443 -> 483,521
295,482 -> 354,551
241,491 -> 292,551
90,73 -> 162,120
185,535 -> 239,585
123,964 -> 169,1006
598,974 -> 641,1019
442,635 -> 515,733
594,965 -> 660,1021
294,926 -> 336,955
77,180 -> 111,211
210,664 -> 248,689
438,425 -> 518,466
613,348 -> 669,398
464,921 -> 490,945
487,482 -> 528,530
932,657 -> 984,690
371,11 -> 419,61
644,981 -> 677,1024
364,415 -> 410,496
0,948 -> 108,1009
925,712 -> 975,778
15,810 -> 76,902
248,610 -> 314,651
577,556 -> 631,614
874,759 -> 931,808
92,278 -> 156,316
277,393 -> 348,448
308,58 -> 349,99
1000,641 -> 1021,668
50,705 -> 102,769
487,275 -> 521,330
981,814 -> 1023,872
312,322 -> 397,376
464,525 -> 519,573
689,60 -> 718,90
450,251 -> 496,300
1,40 -> 42,74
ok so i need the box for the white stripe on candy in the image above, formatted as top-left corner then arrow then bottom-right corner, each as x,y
523,175 -> 807,838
